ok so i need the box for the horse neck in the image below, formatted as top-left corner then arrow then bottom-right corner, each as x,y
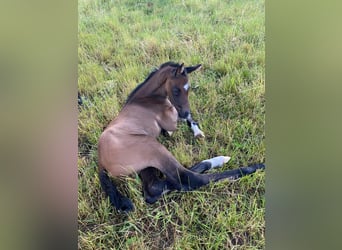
130,67 -> 170,102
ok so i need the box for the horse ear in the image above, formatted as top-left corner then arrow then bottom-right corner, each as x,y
185,64 -> 202,74
175,63 -> 185,76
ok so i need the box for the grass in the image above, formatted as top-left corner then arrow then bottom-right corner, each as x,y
78,0 -> 265,249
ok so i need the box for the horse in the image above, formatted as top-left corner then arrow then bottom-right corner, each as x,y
98,62 -> 265,212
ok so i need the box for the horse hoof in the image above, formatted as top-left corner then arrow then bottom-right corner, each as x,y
194,131 -> 205,138
118,198 -> 134,213
145,195 -> 159,204
203,156 -> 231,169
223,156 -> 231,163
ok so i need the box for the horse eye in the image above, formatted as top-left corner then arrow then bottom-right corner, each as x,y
172,87 -> 181,96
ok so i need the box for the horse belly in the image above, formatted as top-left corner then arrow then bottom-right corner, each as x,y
105,150 -> 147,177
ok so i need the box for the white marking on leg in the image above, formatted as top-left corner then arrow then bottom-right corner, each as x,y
202,156 -> 231,169
184,82 -> 190,91
191,123 -> 205,138
186,113 -> 205,138
167,131 -> 173,136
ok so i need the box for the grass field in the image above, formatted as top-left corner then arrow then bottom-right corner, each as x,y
78,0 -> 265,249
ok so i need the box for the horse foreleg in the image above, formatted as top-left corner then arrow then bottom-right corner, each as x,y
186,113 -> 205,138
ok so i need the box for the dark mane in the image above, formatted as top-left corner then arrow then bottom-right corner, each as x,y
124,62 -> 180,105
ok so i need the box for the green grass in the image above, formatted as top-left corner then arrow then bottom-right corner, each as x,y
78,0 -> 265,249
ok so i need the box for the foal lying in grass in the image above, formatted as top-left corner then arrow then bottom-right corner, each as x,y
98,62 -> 265,212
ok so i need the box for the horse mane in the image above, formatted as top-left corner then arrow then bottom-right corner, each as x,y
124,61 -> 180,105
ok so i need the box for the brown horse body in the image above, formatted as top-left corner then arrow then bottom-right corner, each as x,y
98,62 -> 264,212
98,97 -> 178,176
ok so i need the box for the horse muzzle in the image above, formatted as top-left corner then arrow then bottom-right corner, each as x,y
178,110 -> 190,119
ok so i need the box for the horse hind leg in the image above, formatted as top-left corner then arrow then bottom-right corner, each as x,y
139,160 -> 215,204
139,162 -> 265,205
139,159 -> 219,204
98,169 -> 134,212
189,156 -> 231,173
139,167 -> 173,204
140,166 -> 210,204
165,162 -> 265,192
209,163 -> 265,181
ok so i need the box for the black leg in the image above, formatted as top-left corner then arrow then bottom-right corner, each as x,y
139,163 -> 265,204
99,169 -> 134,212
189,156 -> 230,173
211,163 -> 265,181
164,163 -> 265,192
139,161 -> 213,204
189,161 -> 212,173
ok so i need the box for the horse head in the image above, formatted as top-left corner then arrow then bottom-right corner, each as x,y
165,63 -> 202,119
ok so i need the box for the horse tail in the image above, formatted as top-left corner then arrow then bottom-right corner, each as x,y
98,169 -> 134,212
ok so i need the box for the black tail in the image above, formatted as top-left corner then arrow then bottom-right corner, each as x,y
98,169 -> 134,212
